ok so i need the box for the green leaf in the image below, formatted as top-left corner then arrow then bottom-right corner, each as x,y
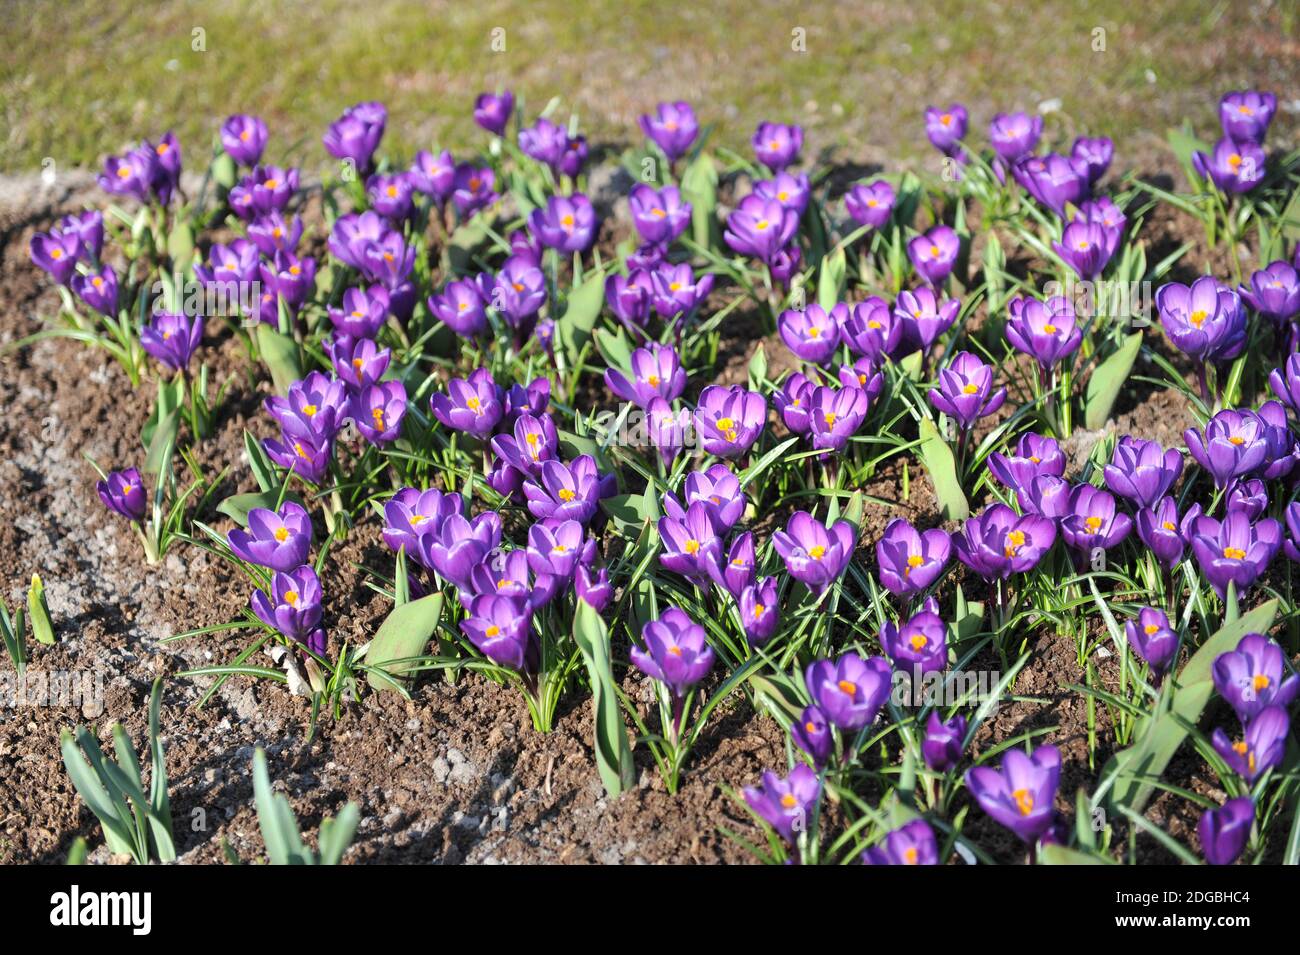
1038,844 -> 1113,865
244,430 -> 277,493
917,419 -> 969,520
1104,599 -> 1277,815
747,343 -> 768,391
256,325 -> 303,395
600,492 -> 659,535
747,671 -> 804,723
594,326 -> 633,375
680,152 -> 719,250
1166,124 -> 1211,174
572,602 -> 635,798
146,677 -> 175,862
253,748 -> 308,865
447,214 -> 493,275
555,273 -> 606,369
143,405 -> 180,477
317,803 -> 360,865
216,489 -> 304,527
27,574 -> 55,646
817,246 -> 846,310
366,592 -> 445,693
1084,332 -> 1143,430
167,221 -> 195,271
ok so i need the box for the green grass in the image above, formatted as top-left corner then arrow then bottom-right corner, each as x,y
1,0 -> 1293,172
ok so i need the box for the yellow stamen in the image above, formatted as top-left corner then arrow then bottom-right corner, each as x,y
274,527 -> 289,543
1012,788 -> 1034,816
837,679 -> 857,696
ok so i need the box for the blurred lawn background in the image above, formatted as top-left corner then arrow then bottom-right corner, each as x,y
1,0 -> 1295,173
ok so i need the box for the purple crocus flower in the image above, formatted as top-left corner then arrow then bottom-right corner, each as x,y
663,463 -> 746,534
410,149 -> 455,202
525,520 -> 588,582
473,90 -> 514,136
140,311 -> 203,372
451,164 -> 498,217
629,184 -> 691,245
694,385 -> 766,459
605,269 -> 655,336
1052,220 -> 1114,280
639,101 -> 698,162
773,512 -> 856,595
1220,90 -> 1276,143
251,565 -> 323,642
779,304 -> 842,364
529,193 -> 597,253
907,226 -> 960,286
841,296 -> 903,363
58,210 -> 104,263
558,134 -> 588,179
1016,474 -> 1071,521
1256,400 -> 1299,482
876,518 -> 951,598
791,705 -> 833,767
1012,153 -> 1087,217
838,358 -> 884,406
989,111 -> 1043,163
742,764 -> 821,845
427,512 -> 503,590
1194,138 -> 1266,194
98,145 -> 156,203
264,371 -> 350,443
428,277 -> 488,339
988,433 -> 1065,492
523,455 -> 608,526
892,287 -> 961,356
773,372 -> 813,436
247,212 -> 303,258
1136,497 -> 1186,570
929,351 -> 1006,430
807,385 -> 870,453
381,487 -> 462,563
706,531 -> 756,599
328,285 -> 389,341
1186,510 -> 1283,600
430,369 -> 503,438
352,380 -> 406,445
966,745 -> 1061,843
923,712 -> 967,773
263,431 -> 332,485
575,564 -> 613,612
1156,276 -> 1246,363
631,607 -> 715,697
647,397 -> 686,468
329,211 -> 387,269
1212,706 -> 1289,783
1212,632 -> 1299,724
462,594 -> 534,672
492,256 -> 547,335
330,337 -> 390,393
753,172 -> 812,216
71,267 -> 117,317
863,819 -> 939,866
723,194 -> 799,264
1199,797 -> 1253,866
953,504 -> 1057,580
227,501 -> 312,572
29,230 -> 81,284
1070,136 -> 1114,186
1226,478 -> 1268,521
491,413 -> 559,479
1240,261 -> 1300,325
367,172 -> 414,221
260,251 -> 317,314
96,468 -> 148,523
657,502 -> 723,582
844,180 -> 896,230
605,343 -> 686,409
1285,502 -> 1300,563
194,238 -> 260,294
924,103 -> 967,156
805,652 -> 892,731
1125,607 -> 1179,684
1005,295 -> 1081,369
752,121 -> 802,171
322,101 -> 386,171
1183,408 -> 1268,488
651,262 -> 714,320
739,576 -> 779,646
881,598 -> 947,674
518,118 -> 569,170
229,165 -> 298,219
220,114 -> 268,166
1103,436 -> 1183,509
